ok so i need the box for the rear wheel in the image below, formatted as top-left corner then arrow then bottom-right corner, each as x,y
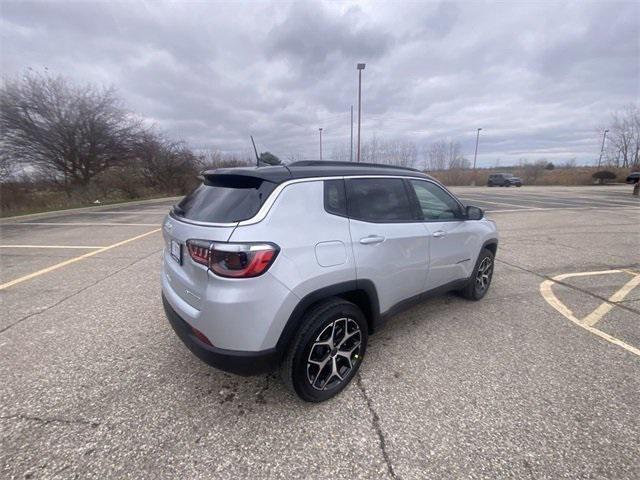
281,298 -> 368,402
459,248 -> 495,300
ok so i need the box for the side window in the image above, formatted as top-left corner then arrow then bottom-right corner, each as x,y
410,180 -> 462,221
324,179 -> 347,216
346,178 -> 416,222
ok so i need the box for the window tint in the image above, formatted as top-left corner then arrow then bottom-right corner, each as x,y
346,178 -> 415,222
175,177 -> 277,223
410,180 -> 462,221
324,179 -> 347,216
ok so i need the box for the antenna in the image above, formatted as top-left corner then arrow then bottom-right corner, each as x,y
250,136 -> 260,166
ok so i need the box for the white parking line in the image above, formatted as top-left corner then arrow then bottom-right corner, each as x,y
77,210 -> 169,215
486,206 -> 639,214
0,245 -> 106,249
467,195 -> 582,208
539,270 -> 640,357
458,198 -> 532,209
2,222 -> 160,227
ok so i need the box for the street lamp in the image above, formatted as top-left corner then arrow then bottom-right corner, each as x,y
356,63 -> 365,163
597,129 -> 609,167
473,128 -> 482,170
472,128 -> 482,185
319,128 -> 323,161
350,105 -> 354,162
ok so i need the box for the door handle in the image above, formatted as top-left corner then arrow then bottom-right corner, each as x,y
432,230 -> 446,238
360,235 -> 385,245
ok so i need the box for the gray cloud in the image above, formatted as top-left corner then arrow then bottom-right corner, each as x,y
1,0 -> 638,165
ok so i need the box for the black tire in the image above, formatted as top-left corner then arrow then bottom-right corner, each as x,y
281,298 -> 368,402
516,183 -> 522,187
487,182 -> 494,187
459,248 -> 495,300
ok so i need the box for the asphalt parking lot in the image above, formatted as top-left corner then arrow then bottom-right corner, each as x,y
1,185 -> 639,479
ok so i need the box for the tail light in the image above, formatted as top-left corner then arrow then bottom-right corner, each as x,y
186,240 -> 279,278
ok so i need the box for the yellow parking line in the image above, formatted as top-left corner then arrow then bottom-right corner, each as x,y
0,229 -> 161,291
0,245 -> 106,249
582,273 -> 640,327
539,270 -> 640,357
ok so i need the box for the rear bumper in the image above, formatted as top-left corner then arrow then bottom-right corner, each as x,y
162,294 -> 280,376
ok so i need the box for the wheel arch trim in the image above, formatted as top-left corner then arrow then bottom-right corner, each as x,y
275,280 -> 380,357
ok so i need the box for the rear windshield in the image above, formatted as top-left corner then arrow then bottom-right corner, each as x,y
174,175 -> 277,223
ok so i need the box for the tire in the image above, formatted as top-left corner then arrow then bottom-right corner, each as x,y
487,182 -> 494,187
281,298 -> 368,402
516,183 -> 522,187
459,248 -> 495,301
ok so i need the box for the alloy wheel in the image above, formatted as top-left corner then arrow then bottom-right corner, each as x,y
475,256 -> 493,293
306,317 -> 362,391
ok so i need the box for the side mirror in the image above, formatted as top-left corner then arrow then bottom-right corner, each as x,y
465,205 -> 484,220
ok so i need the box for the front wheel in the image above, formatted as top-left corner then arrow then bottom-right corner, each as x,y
459,248 -> 495,300
281,298 -> 368,402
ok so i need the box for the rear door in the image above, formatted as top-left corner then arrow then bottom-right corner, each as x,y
346,177 -> 429,314
407,179 -> 477,290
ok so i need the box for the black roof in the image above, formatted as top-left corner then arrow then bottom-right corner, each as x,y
204,160 -> 431,184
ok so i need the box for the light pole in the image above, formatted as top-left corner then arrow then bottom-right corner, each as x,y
472,127 -> 482,185
350,105 -> 354,162
597,129 -> 609,167
356,63 -> 365,162
319,128 -> 323,161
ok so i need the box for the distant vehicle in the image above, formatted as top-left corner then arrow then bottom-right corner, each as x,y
626,172 -> 640,184
488,173 -> 523,187
161,161 -> 498,402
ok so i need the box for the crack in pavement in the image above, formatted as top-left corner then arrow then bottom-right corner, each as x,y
496,258 -> 640,316
0,413 -> 102,428
356,374 -> 398,480
0,248 -> 163,335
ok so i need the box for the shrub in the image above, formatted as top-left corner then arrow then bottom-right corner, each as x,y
592,170 -> 617,184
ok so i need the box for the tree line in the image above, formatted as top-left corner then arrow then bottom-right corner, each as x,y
1,72 -> 638,213
603,104 -> 640,168
0,73 -> 259,200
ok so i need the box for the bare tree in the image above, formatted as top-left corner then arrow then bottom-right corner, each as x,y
424,140 -> 467,170
134,133 -> 198,193
425,141 -> 447,170
606,104 -> 640,168
196,149 -> 253,170
330,143 -> 350,162
0,73 -> 142,186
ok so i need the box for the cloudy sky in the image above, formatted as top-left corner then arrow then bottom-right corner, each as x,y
1,0 -> 638,166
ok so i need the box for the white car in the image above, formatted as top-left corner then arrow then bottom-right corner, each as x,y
162,161 -> 499,401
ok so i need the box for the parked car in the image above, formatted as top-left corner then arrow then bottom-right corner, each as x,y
488,173 -> 523,187
626,172 -> 640,184
162,161 -> 499,402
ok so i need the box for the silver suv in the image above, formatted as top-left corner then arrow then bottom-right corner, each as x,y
162,161 -> 498,402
